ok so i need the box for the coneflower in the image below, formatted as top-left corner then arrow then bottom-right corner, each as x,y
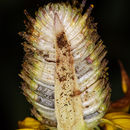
19,1 -> 111,129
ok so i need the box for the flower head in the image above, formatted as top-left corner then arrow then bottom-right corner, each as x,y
18,62 -> 130,130
18,0 -> 130,129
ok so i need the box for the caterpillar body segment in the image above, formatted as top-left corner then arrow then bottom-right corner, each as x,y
20,1 -> 111,130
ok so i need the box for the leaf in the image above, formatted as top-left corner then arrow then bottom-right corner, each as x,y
101,112 -> 130,129
108,61 -> 130,113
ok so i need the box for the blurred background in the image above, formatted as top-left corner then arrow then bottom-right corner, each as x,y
0,0 -> 130,129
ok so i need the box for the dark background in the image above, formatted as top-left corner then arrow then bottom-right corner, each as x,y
0,0 -> 130,129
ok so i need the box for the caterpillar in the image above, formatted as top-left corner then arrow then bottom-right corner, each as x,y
19,1 -> 111,129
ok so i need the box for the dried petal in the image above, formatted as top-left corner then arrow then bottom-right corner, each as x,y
119,61 -> 130,94
108,61 -> 130,112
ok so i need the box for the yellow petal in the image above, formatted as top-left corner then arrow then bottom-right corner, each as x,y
18,117 -> 57,130
101,112 -> 130,129
105,125 -> 114,130
104,112 -> 130,119
112,118 -> 130,129
18,117 -> 41,129
17,129 -> 36,130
